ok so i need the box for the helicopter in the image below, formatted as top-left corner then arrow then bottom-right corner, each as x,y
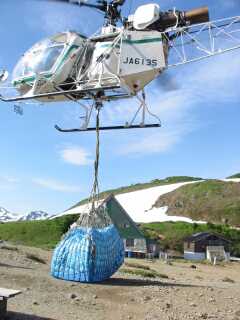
0,0 -> 240,132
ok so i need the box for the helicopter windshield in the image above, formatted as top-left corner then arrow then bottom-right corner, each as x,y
13,41 -> 64,79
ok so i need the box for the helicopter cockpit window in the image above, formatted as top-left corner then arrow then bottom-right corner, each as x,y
13,42 -> 64,79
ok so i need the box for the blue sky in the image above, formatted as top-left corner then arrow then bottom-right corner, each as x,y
0,0 -> 240,214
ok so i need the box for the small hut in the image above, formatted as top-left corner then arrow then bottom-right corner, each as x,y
184,232 -> 231,261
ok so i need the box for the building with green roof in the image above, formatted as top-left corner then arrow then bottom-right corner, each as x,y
101,195 -> 160,257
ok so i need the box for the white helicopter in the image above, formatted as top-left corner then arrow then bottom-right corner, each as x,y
0,0 -> 240,132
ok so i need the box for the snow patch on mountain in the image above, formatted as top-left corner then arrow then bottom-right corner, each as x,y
55,180 -> 206,223
0,208 -> 53,223
18,211 -> 51,221
0,207 -> 19,222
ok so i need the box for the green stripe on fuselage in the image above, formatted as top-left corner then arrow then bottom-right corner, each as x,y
13,44 -> 80,86
13,73 -> 52,86
99,37 -> 162,48
123,37 -> 162,44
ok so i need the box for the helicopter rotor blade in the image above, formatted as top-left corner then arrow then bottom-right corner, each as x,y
44,0 -> 126,9
38,0 -> 107,14
44,0 -> 84,5
112,0 -> 125,6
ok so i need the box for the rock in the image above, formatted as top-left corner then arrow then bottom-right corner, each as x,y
190,303 -> 197,307
143,296 -> 151,302
208,298 -> 216,303
68,293 -> 77,299
33,301 -> 39,305
190,265 -> 197,269
199,313 -> 208,319
222,277 -> 235,283
166,303 -> 172,309
93,295 -> 98,299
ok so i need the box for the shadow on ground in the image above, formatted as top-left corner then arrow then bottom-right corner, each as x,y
100,277 -> 208,288
7,312 -> 55,320
0,263 -> 32,270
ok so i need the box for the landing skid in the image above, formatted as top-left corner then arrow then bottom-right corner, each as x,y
55,123 -> 160,132
54,91 -> 161,133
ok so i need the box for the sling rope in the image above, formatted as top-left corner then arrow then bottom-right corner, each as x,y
89,103 -> 101,220
87,102 -> 112,228
76,101 -> 112,228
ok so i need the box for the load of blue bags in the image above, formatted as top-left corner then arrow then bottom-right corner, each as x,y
51,219 -> 124,282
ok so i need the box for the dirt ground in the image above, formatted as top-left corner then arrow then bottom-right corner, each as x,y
0,244 -> 239,320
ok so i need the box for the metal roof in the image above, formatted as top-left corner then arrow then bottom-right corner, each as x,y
184,232 -> 230,243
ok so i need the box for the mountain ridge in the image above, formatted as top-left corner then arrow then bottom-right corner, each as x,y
0,208 -> 52,223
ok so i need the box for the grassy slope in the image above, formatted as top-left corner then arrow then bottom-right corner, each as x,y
0,215 -> 79,249
227,173 -> 240,179
0,216 -> 240,257
69,176 -> 203,209
154,180 -> 240,226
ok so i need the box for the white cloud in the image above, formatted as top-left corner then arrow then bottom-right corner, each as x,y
121,128 -> 182,155
0,176 -> 19,183
0,175 -> 19,190
33,178 -> 81,193
60,146 -> 93,166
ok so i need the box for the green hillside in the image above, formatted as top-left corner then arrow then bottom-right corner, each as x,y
69,176 -> 203,209
227,173 -> 240,179
0,215 -> 79,249
0,217 -> 239,256
154,180 -> 240,226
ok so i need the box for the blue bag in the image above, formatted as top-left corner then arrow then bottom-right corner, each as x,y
51,223 -> 124,282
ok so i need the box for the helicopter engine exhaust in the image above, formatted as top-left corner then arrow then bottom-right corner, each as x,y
184,7 -> 210,25
159,6 -> 209,30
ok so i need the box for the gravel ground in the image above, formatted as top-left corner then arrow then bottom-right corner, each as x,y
0,244 -> 239,320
